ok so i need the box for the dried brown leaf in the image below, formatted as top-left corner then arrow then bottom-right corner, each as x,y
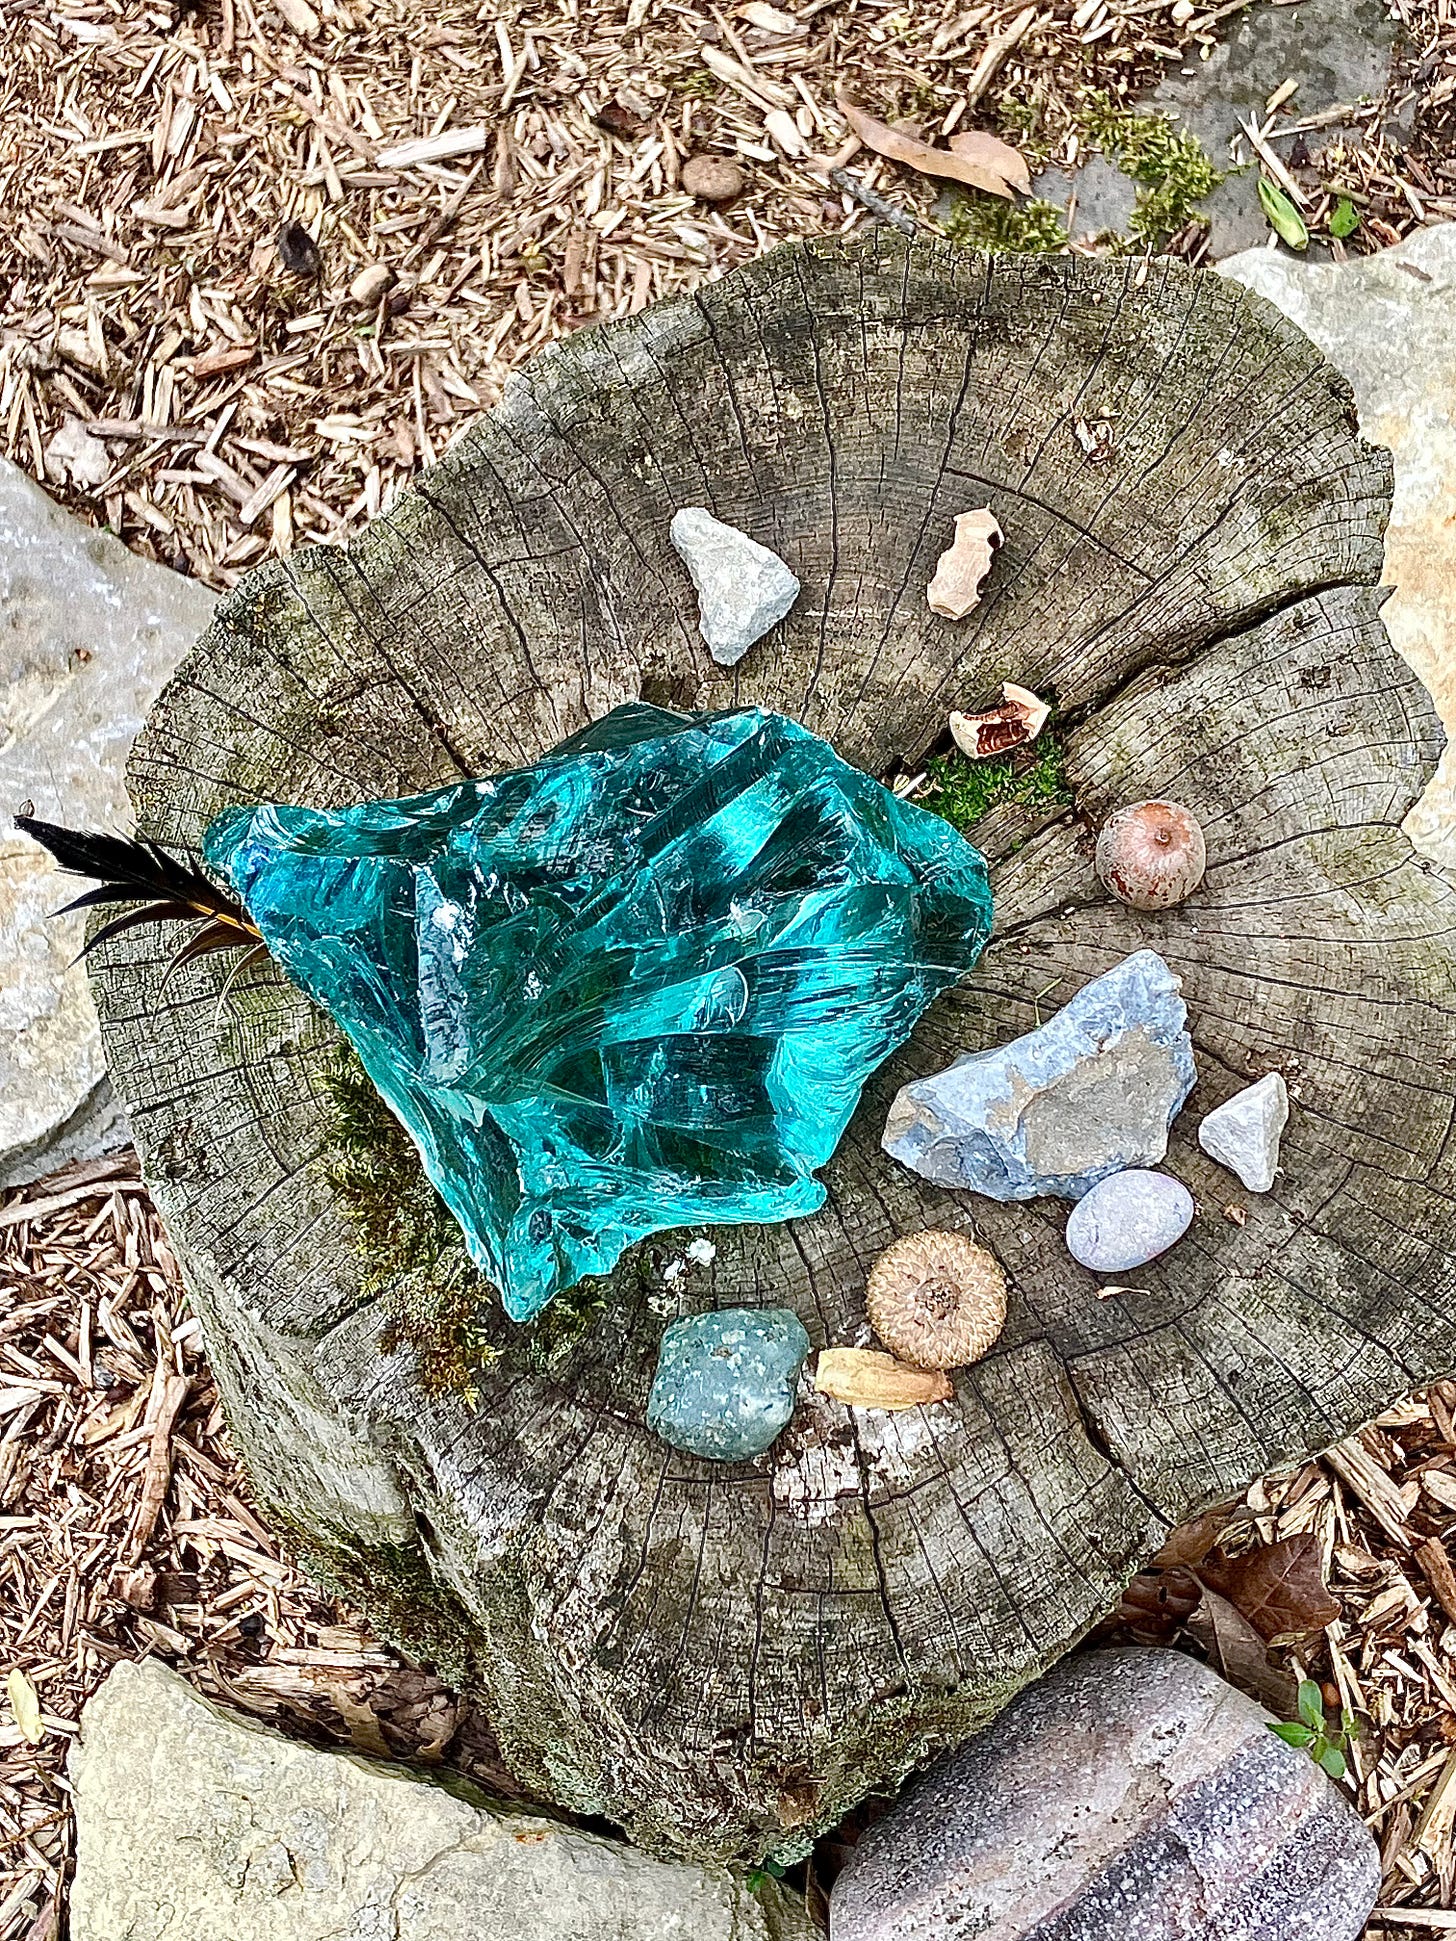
332,1687 -> 393,1756
837,97 -> 1015,200
1198,1530 -> 1339,1644
949,128 -> 1033,195
1153,1503 -> 1238,1569
1186,1587 -> 1299,1719
7,1667 -> 44,1745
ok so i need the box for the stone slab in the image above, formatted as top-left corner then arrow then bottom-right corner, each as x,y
69,1658 -> 815,1941
1219,225 -> 1456,867
0,459 -> 214,1187
831,1647 -> 1379,1941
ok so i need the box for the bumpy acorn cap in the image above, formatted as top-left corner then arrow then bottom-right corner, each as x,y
866,1230 -> 1007,1371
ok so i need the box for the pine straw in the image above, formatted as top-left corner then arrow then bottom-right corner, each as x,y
1,0 -> 1447,595
0,1151 -> 523,1941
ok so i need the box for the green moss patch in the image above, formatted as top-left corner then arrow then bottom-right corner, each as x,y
322,1044 -> 503,1399
1081,90 -> 1226,241
947,87 -> 1225,256
939,194 -> 1069,255
920,734 -> 1072,834
322,1043 -> 620,1394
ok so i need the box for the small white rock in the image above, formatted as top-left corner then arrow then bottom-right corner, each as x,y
670,507 -> 800,667
685,1238 -> 717,1266
1198,1072 -> 1289,1193
44,416 -> 111,491
1066,1170 -> 1194,1274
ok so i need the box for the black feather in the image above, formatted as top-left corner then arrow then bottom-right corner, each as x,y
14,814 -> 263,970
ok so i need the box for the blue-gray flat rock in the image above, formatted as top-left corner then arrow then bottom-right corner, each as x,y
881,950 -> 1196,1201
830,1647 -> 1379,1941
1065,1169 -> 1194,1274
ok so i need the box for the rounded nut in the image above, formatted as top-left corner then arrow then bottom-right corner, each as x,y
349,263 -> 396,308
681,154 -> 745,203
866,1229 -> 1007,1370
1095,799 -> 1207,912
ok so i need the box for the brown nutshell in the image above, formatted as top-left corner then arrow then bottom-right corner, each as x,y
680,155 -> 745,203
1095,799 -> 1207,912
866,1229 -> 1007,1370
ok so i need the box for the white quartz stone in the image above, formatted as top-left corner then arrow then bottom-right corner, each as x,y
670,507 -> 800,666
1199,1072 -> 1289,1194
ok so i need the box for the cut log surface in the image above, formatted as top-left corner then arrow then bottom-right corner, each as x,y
93,234 -> 1456,1862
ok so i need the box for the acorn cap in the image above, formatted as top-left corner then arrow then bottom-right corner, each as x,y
865,1229 -> 1007,1370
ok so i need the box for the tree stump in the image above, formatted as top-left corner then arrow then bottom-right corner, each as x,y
93,234 -> 1455,1864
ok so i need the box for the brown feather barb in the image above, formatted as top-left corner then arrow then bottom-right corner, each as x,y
14,814 -> 265,988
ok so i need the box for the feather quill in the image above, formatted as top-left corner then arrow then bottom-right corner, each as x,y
14,814 -> 263,972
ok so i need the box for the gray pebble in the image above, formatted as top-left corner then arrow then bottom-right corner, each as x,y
1066,1168 -> 1193,1273
669,507 -> 800,666
1199,1072 -> 1289,1193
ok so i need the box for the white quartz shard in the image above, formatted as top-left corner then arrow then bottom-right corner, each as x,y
1198,1072 -> 1289,1193
670,507 -> 800,666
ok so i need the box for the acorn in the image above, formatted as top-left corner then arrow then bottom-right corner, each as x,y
1095,799 -> 1206,912
865,1229 -> 1007,1371
681,154 -> 745,203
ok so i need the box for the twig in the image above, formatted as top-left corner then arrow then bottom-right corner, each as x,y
125,1368 -> 190,1562
829,168 -> 917,236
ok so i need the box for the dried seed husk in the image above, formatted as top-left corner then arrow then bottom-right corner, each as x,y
949,679 -> 1050,759
928,507 -> 1003,620
815,1348 -> 954,1409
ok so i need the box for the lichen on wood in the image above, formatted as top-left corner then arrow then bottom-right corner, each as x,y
89,233 -> 1452,1866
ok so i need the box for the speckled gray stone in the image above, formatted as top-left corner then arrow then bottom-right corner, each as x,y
882,950 -> 1196,1201
669,507 -> 800,666
1199,1073 -> 1289,1194
830,1647 -> 1380,1941
647,1307 -> 810,1460
1065,1169 -> 1194,1274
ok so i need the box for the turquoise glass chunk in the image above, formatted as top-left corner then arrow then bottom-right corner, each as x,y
205,704 -> 993,1322
648,1308 -> 811,1460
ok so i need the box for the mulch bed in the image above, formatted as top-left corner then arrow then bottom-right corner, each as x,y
0,1152 -> 523,1941
1,0 -> 1451,591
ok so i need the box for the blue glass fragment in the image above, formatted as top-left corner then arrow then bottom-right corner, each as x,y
205,704 -> 993,1321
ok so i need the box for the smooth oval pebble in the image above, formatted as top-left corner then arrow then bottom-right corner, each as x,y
1066,1169 -> 1193,1273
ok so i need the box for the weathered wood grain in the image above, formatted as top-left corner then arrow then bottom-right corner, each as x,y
91,233 -> 1456,1862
